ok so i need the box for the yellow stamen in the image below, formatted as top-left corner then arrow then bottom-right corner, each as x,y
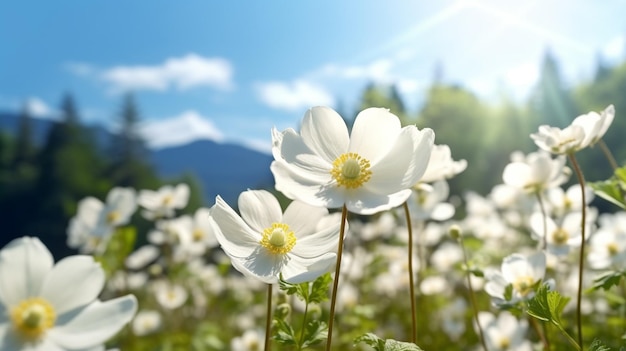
330,152 -> 372,189
513,276 -> 535,297
106,211 -> 120,224
260,223 -> 296,255
10,298 -> 56,341
552,228 -> 569,245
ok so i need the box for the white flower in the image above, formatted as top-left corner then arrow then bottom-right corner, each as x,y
485,251 -> 546,304
420,143 -> 467,183
138,183 -> 190,219
67,187 -> 137,254
477,311 -> 532,351
530,211 -> 595,256
231,329 -> 264,351
502,151 -> 569,193
0,237 -> 137,351
530,105 -> 615,154
271,106 -> 434,215
210,190 -> 340,284
131,310 -> 161,336
408,180 -> 455,221
154,282 -> 188,310
587,212 -> 626,269
546,184 -> 594,218
571,104 -> 615,147
125,245 -> 160,270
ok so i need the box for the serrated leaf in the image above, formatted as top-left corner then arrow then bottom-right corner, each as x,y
278,276 -> 310,302
301,320 -> 328,348
527,283 -> 570,327
309,272 -> 332,304
589,339 -> 612,351
272,318 -> 297,346
592,270 -> 625,291
354,333 -> 424,351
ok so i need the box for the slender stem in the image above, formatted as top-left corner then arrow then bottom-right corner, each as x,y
297,300 -> 309,350
403,202 -> 418,344
528,315 -> 550,350
264,284 -> 273,351
458,236 -> 487,351
598,139 -> 619,171
535,192 -> 548,250
568,153 -> 587,349
325,205 -> 348,351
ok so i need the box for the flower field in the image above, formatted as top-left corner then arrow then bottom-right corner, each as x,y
2,105 -> 625,351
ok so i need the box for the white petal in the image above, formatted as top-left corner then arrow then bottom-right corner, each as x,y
502,163 -> 531,188
49,295 -> 137,349
367,127 -> 433,194
300,107 -> 349,164
210,196 -> 261,258
282,253 -> 336,283
0,237 -> 53,305
238,190 -> 282,232
271,160 -> 344,209
239,248 -> 285,282
275,129 -> 332,183
282,201 -> 328,237
349,108 -> 401,164
40,256 -> 105,315
345,188 -> 412,215
291,222 -> 341,258
230,256 -> 277,284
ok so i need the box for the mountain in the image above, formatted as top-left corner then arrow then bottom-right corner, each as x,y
0,111 -> 275,207
150,140 -> 274,206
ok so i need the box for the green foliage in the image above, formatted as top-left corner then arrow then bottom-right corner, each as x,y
590,165 -> 626,210
354,333 -> 424,351
527,283 -> 580,350
95,227 -> 137,277
592,271 -> 626,291
589,339 -> 612,351
279,272 -> 332,304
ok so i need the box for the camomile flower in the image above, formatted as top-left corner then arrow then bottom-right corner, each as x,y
210,189 -> 340,284
271,106 -> 434,215
131,310 -> 161,336
477,311 -> 531,351
138,183 -> 190,219
529,211 -> 595,256
67,187 -> 137,254
502,151 -> 569,194
485,251 -> 546,304
0,237 -> 137,351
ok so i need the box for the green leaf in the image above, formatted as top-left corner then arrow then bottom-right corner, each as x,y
272,317 -> 297,346
354,333 -> 424,351
503,283 -> 514,302
94,226 -> 136,277
589,339 -> 612,351
278,276 -> 310,302
301,320 -> 328,348
309,273 -> 332,304
526,283 -> 570,327
592,270 -> 625,291
589,178 -> 626,210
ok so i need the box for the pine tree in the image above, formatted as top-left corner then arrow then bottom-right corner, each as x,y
107,92 -> 160,189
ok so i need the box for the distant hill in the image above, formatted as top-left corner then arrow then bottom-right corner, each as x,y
0,111 -> 275,207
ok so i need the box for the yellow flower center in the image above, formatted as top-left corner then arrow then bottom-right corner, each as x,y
513,276 -> 536,297
330,153 -> 372,189
10,298 -> 56,341
497,337 -> 511,350
106,211 -> 120,224
608,242 -> 619,256
260,223 -> 296,255
551,228 -> 569,245
192,229 -> 205,241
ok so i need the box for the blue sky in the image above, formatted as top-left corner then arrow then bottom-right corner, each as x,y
2,0 -> 625,153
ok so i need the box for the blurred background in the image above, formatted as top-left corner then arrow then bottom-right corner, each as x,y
2,0 -> 626,257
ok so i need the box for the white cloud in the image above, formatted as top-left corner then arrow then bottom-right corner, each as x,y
320,58 -> 394,83
255,80 -> 334,111
139,110 -> 224,149
504,63 -> 539,90
26,97 -> 58,119
65,62 -> 95,77
98,54 -> 234,93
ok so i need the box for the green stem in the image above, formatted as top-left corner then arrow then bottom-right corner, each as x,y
568,153 -> 587,349
458,235 -> 487,351
265,283 -> 273,351
528,315 -> 550,350
557,324 -> 582,351
325,205 -> 348,351
535,192 -> 548,250
403,202 -> 418,344
297,300 -> 309,350
598,139 -> 619,171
